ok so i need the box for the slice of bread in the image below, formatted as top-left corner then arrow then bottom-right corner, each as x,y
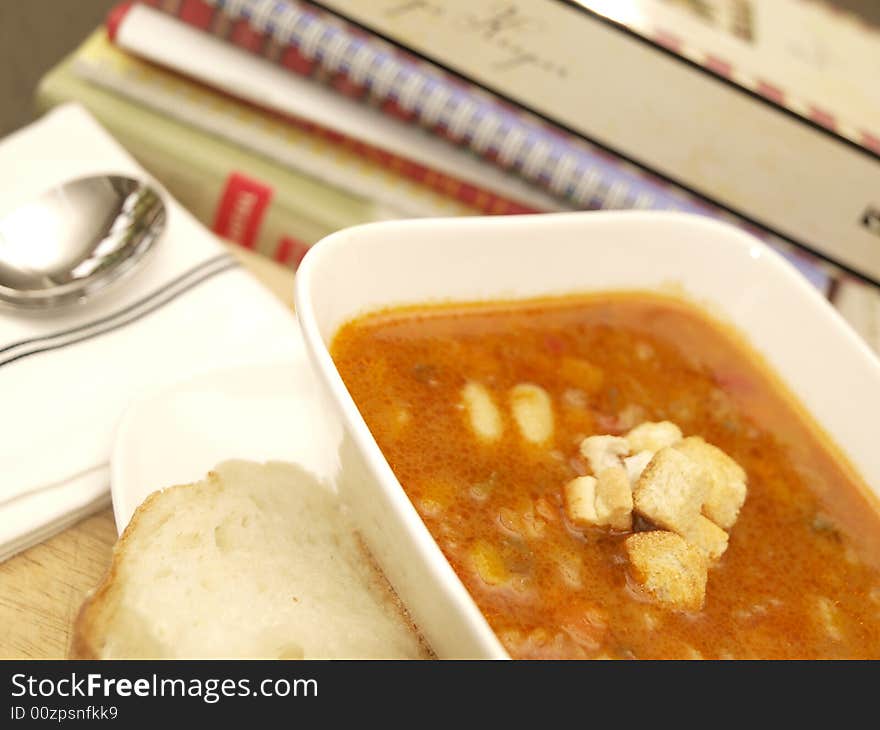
71,460 -> 431,659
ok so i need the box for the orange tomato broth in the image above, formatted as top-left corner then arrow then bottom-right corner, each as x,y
329,291 -> 880,659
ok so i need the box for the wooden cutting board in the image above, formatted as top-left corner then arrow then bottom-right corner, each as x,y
0,246 -> 296,658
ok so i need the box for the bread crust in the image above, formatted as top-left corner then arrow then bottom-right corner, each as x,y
69,476 -> 208,659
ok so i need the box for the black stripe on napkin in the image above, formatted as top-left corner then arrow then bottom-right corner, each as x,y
0,254 -> 240,370
0,253 -> 233,356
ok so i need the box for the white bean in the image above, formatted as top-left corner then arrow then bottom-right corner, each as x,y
461,381 -> 503,442
510,383 -> 554,444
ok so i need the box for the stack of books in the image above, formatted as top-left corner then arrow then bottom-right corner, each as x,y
35,0 -> 880,351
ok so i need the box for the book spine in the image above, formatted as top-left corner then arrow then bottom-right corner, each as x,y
135,148 -> 328,268
127,130 -> 334,268
211,171 -> 315,267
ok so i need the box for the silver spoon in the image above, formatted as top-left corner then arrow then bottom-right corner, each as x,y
0,174 -> 166,310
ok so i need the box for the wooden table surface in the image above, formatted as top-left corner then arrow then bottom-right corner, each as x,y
0,246 -> 296,659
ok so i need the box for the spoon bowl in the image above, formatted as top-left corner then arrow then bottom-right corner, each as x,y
0,174 -> 165,310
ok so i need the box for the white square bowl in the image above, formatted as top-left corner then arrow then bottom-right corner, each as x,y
294,210 -> 880,659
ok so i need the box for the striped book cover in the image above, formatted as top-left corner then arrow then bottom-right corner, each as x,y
117,0 -> 841,294
110,1 -> 564,218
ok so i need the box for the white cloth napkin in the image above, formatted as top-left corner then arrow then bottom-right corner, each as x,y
0,104 -> 302,562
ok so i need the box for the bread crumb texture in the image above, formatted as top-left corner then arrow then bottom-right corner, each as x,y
71,460 -> 431,659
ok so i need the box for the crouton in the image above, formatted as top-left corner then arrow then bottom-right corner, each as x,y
595,467 -> 633,531
633,447 -> 708,535
625,531 -> 708,611
580,435 -> 630,475
680,515 -> 729,562
564,469 -> 632,530
623,450 -> 654,484
564,476 -> 599,527
675,436 -> 747,530
509,383 -> 554,444
626,421 -> 683,453
461,381 -> 503,442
